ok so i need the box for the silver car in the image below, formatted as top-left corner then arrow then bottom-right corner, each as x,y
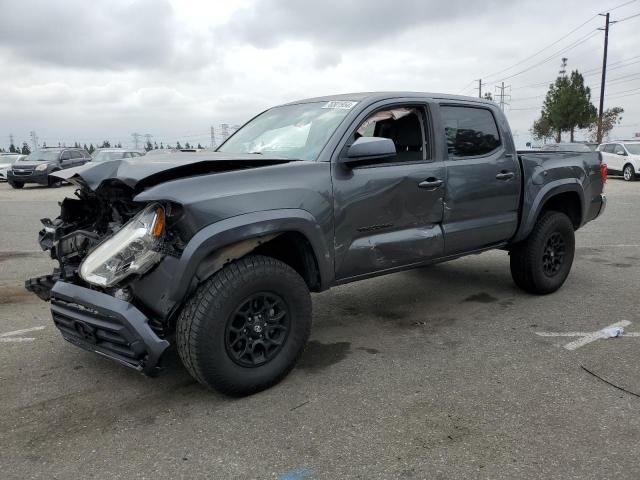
0,153 -> 25,181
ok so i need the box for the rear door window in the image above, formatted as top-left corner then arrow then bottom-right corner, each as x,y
440,106 -> 501,158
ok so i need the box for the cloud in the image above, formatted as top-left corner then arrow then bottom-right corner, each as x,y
0,0 -> 178,69
221,0 -> 519,48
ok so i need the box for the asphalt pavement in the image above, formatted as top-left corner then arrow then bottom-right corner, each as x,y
1,178 -> 639,480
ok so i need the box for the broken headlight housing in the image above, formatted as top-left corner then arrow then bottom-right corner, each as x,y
79,203 -> 165,287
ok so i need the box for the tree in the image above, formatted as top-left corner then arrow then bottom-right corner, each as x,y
531,116 -> 555,143
185,142 -> 191,149
533,66 -> 597,142
88,143 -> 95,154
588,107 -> 624,142
9,143 -> 17,153
176,141 -> 182,149
197,143 -> 203,149
145,140 -> 153,151
21,143 -> 31,155
83,143 -> 89,151
100,140 -> 111,148
154,141 -> 159,150
483,92 -> 493,101
160,142 -> 164,149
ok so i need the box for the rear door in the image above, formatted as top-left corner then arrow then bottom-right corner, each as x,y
437,103 -> 521,255
332,100 -> 445,280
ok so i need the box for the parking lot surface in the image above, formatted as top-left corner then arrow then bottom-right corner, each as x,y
1,179 -> 639,479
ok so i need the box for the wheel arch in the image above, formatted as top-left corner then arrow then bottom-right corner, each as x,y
166,209 -> 332,309
513,180 -> 584,243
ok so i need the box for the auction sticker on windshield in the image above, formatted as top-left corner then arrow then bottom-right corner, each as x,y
322,101 -> 358,109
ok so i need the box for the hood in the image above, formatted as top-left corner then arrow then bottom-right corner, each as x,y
13,161 -> 54,169
51,152 -> 294,192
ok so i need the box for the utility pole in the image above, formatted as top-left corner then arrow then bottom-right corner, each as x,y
477,79 -> 483,98
495,82 -> 511,111
210,126 -> 216,148
9,133 -> 15,152
597,13 -> 611,144
131,132 -> 141,150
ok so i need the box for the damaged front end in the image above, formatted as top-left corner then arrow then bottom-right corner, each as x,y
26,182 -> 184,374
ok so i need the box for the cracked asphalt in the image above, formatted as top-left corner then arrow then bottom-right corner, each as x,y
1,178 -> 639,479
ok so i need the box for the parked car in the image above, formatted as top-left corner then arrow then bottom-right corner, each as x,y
597,141 -> 640,181
7,147 -> 91,188
92,148 -> 145,162
144,148 -> 200,156
540,143 -> 593,152
26,92 -> 606,396
0,153 -> 25,181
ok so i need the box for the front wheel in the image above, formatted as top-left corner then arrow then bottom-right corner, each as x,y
509,211 -> 575,295
176,255 -> 312,396
9,181 -> 24,189
623,164 -> 636,182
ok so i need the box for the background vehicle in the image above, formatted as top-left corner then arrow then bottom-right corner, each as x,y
92,148 -> 145,162
598,141 -> 640,181
27,92 -> 606,396
7,147 -> 90,189
0,153 -> 25,181
540,143 -> 592,152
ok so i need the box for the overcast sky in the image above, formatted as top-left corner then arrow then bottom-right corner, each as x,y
1,0 -> 639,149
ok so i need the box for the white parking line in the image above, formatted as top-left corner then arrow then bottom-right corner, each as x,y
0,337 -> 36,343
535,321 -> 639,350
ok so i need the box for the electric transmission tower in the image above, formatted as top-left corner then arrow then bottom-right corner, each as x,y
143,133 -> 153,150
30,131 -> 39,150
131,132 -> 142,150
494,82 -> 511,111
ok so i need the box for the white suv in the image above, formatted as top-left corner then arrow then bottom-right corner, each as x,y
598,141 -> 640,181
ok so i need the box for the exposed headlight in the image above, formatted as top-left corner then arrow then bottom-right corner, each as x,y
35,164 -> 49,171
79,204 -> 165,287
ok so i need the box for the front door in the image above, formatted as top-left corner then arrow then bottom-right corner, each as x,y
332,102 -> 445,280
438,104 -> 521,255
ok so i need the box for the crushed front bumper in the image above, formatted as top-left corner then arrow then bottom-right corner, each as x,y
49,281 -> 170,375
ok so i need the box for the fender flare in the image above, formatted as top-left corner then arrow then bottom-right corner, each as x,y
166,208 -> 333,305
514,179 -> 585,243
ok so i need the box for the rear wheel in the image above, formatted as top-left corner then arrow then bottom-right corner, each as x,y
509,211 -> 575,294
9,181 -> 23,189
176,255 -> 312,396
623,164 -> 636,182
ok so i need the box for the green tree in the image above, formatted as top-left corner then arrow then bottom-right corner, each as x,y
145,140 -> 153,151
588,107 -> 624,142
534,69 -> 597,142
21,143 -> 31,155
531,116 -> 555,143
197,143 -> 203,149
154,141 -> 159,150
83,143 -> 89,151
483,92 -> 493,101
100,140 -> 111,148
88,143 -> 95,154
176,141 -> 182,149
160,142 -> 164,149
185,142 -> 191,149
9,143 -> 17,153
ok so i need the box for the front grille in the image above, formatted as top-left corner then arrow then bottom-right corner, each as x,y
12,169 -> 33,176
52,304 -> 145,360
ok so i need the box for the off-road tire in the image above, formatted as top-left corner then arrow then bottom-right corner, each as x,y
623,164 -> 636,182
509,211 -> 575,295
9,181 -> 23,189
176,255 -> 312,396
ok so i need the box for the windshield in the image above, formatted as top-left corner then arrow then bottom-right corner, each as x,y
625,144 -> 640,155
217,101 -> 355,160
22,150 -> 60,161
0,156 -> 16,166
93,151 -> 127,162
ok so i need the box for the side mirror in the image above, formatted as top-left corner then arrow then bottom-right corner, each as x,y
616,151 -> 626,156
340,137 -> 396,168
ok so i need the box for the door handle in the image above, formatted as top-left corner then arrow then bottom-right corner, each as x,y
418,178 -> 443,189
496,171 -> 515,180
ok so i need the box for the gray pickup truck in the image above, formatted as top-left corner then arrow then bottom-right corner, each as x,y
26,92 -> 606,396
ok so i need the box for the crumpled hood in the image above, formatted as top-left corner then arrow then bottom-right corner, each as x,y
51,152 -> 293,192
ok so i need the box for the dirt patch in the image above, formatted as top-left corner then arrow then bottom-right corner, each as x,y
297,341 -> 351,373
0,251 -> 41,263
0,284 -> 36,304
463,292 -> 498,303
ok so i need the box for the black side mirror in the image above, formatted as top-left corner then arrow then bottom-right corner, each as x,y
339,137 -> 396,168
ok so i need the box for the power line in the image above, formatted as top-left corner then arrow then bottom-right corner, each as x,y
612,10 -> 640,22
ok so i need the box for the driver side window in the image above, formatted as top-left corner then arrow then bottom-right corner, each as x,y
354,106 -> 428,162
